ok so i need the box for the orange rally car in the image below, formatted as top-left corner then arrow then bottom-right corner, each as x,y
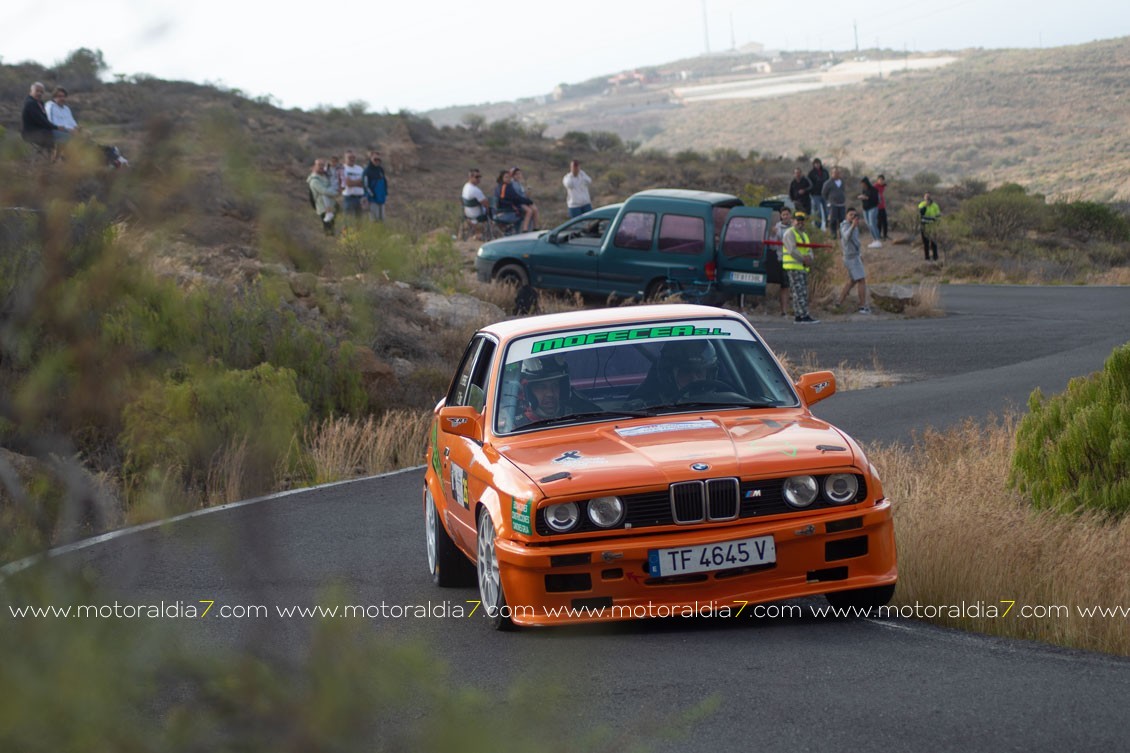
423,304 -> 896,628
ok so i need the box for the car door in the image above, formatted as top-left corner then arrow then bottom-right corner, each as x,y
716,206 -> 773,296
531,214 -> 611,291
437,335 -> 497,548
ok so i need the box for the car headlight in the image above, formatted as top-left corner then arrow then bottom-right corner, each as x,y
586,496 -> 624,528
823,474 -> 859,504
783,475 -> 819,508
545,502 -> 580,532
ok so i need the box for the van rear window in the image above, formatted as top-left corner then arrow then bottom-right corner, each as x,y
722,216 -> 767,260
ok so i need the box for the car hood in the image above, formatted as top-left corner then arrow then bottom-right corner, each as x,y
496,411 -> 857,497
481,231 -> 544,253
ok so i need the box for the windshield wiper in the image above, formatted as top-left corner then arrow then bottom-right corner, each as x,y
518,409 -> 653,430
643,400 -> 781,413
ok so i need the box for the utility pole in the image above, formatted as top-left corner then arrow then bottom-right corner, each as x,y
702,0 -> 710,55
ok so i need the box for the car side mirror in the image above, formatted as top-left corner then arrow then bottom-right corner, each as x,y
546,232 -> 560,244
438,405 -> 485,442
796,371 -> 837,406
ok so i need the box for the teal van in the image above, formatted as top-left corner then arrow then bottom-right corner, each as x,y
474,189 -> 772,301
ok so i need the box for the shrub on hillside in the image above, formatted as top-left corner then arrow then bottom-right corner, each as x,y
1010,343 -> 1130,516
121,363 -> 308,496
959,184 -> 1046,239
1053,201 -> 1130,243
590,131 -> 624,152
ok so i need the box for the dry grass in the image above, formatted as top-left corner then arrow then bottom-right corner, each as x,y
776,349 -> 904,392
304,411 -> 433,484
869,417 -> 1130,655
205,436 -> 250,507
904,280 -> 943,318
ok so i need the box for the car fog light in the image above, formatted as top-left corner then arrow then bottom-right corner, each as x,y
545,502 -> 580,532
824,474 -> 859,504
783,475 -> 819,508
587,497 -> 624,528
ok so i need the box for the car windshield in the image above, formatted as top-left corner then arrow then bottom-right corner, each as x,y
494,317 -> 798,434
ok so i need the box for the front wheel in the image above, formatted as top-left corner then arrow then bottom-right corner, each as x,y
477,510 -> 515,630
425,487 -> 475,587
494,263 -> 529,288
824,583 -> 896,611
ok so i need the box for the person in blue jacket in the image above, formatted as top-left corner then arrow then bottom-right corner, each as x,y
363,150 -> 388,222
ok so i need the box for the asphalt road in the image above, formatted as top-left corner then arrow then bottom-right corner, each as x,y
8,285 -> 1130,751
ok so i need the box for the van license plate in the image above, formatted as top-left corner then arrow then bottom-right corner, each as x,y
727,271 -> 764,284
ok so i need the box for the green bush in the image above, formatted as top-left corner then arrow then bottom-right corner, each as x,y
121,363 -> 308,492
958,185 -> 1046,239
1010,343 -> 1130,516
1052,201 -> 1130,243
560,131 -> 591,151
590,131 -> 624,152
605,169 -> 627,191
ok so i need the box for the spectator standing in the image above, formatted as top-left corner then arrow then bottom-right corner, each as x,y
781,211 -> 819,324
919,192 -> 941,261
766,207 -> 793,316
875,174 -> 890,240
307,159 -> 337,236
807,158 -> 830,230
821,167 -> 848,233
858,177 -> 882,247
788,167 -> 813,215
562,159 -> 593,217
20,81 -> 60,152
340,151 -> 365,225
327,155 -> 343,196
509,167 -> 540,231
835,208 -> 870,313
363,151 -> 388,222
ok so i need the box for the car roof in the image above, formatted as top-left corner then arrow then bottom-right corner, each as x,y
480,304 -> 748,342
629,188 -> 741,205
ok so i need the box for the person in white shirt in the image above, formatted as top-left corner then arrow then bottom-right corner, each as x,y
45,86 -> 78,157
340,150 -> 366,225
461,169 -> 490,239
562,159 -> 593,217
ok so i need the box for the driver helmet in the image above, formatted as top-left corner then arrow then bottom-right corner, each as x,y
519,356 -> 570,418
659,340 -> 719,392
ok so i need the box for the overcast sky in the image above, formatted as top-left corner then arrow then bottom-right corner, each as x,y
2,0 -> 1127,112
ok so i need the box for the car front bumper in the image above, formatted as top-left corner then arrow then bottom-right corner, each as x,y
494,500 -> 897,626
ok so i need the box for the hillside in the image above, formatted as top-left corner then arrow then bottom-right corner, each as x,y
426,37 -> 1130,201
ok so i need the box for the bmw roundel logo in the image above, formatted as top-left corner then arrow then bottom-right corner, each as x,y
691,463 -> 710,472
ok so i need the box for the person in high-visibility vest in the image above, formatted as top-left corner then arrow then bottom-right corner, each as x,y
919,192 -> 942,261
781,211 -> 820,324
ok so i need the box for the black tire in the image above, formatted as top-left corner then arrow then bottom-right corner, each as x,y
645,278 -> 675,302
494,263 -> 529,288
477,510 -> 515,630
824,583 -> 896,610
425,487 -> 475,587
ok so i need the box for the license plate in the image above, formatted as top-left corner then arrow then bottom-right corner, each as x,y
648,535 -> 776,577
726,271 -> 765,284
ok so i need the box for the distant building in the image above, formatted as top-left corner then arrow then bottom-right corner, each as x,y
607,71 -> 649,88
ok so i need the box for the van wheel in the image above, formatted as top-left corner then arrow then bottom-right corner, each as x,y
645,278 -> 675,301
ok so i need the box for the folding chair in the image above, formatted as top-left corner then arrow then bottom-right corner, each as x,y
461,197 -> 495,241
